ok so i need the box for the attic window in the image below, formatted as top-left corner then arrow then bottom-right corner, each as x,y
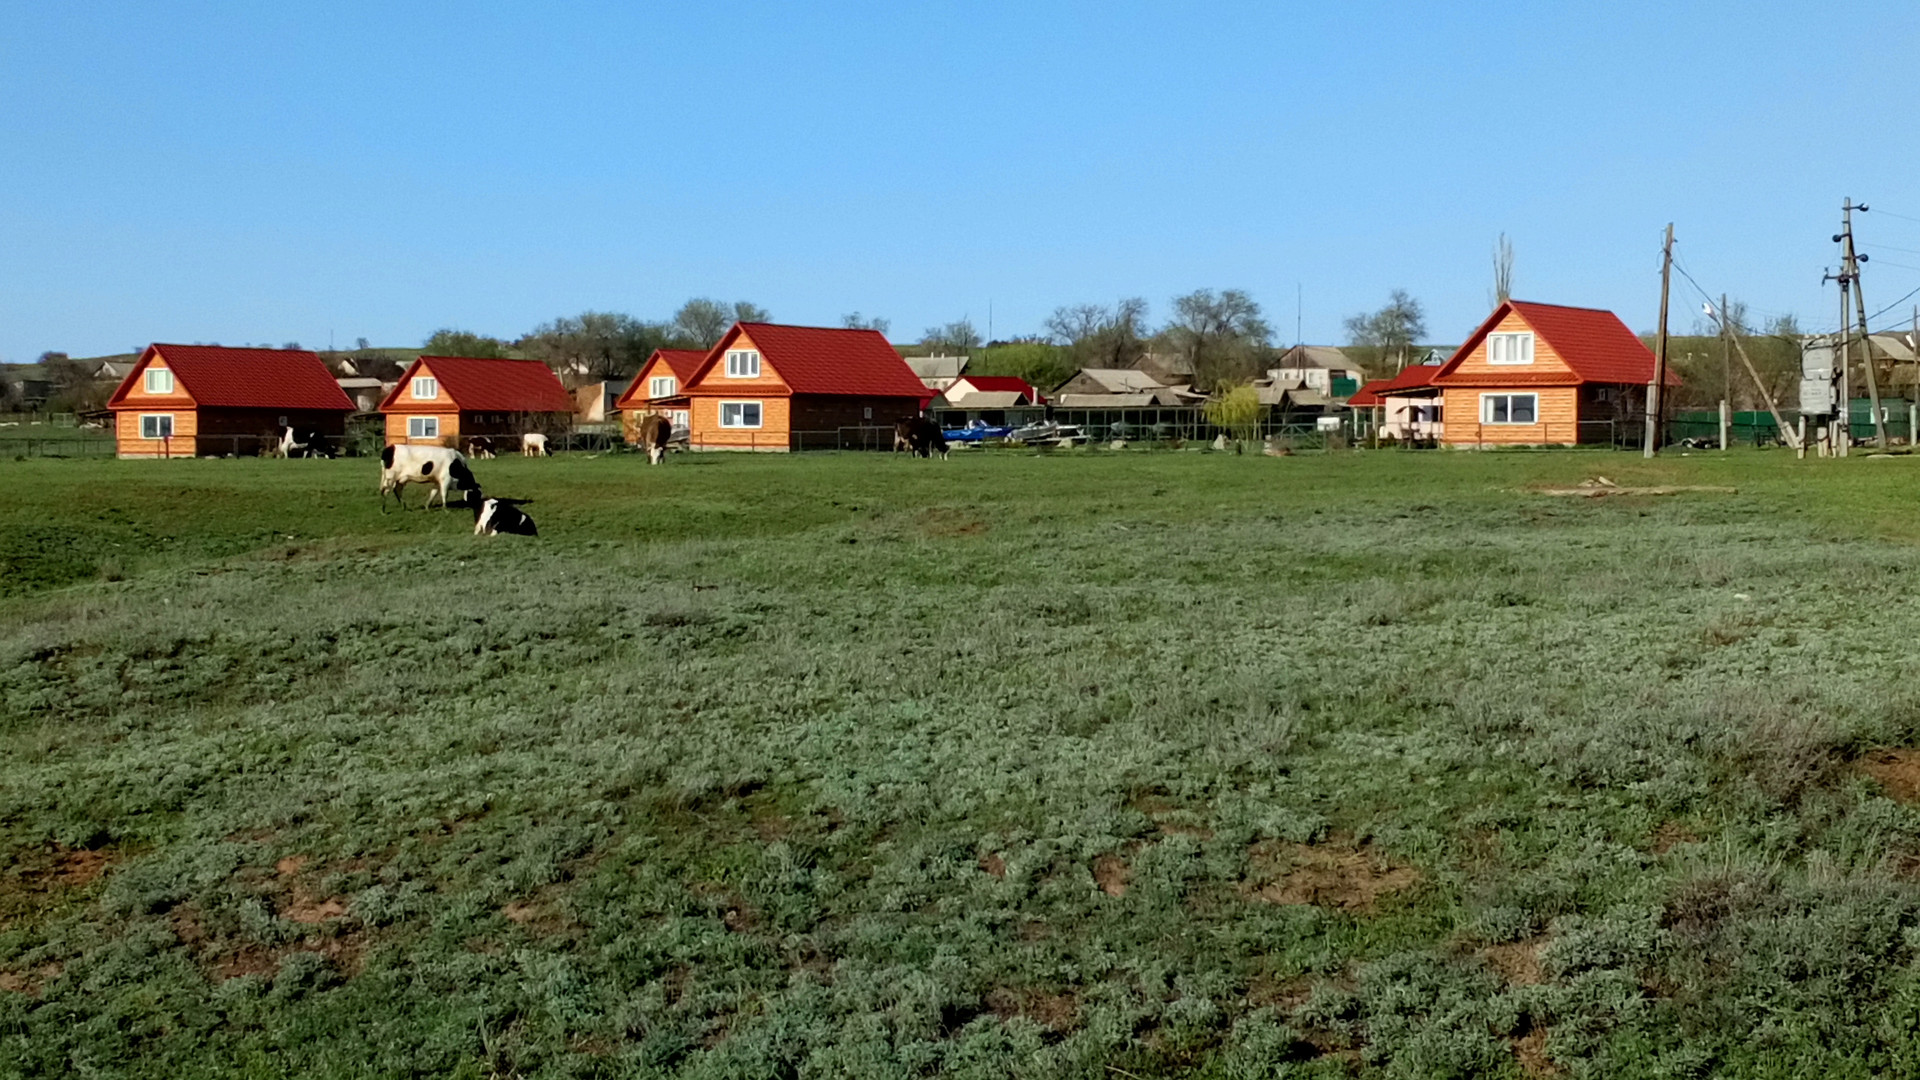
725,350 -> 761,378
650,376 -> 677,398
1487,332 -> 1535,365
145,368 -> 174,394
412,376 -> 438,399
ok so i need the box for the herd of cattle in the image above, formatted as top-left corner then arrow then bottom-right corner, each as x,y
364,413 -> 947,539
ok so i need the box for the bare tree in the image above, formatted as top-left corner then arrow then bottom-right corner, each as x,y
671,299 -> 733,348
841,312 -> 891,335
1491,233 -> 1515,307
921,318 -> 982,354
1165,289 -> 1270,392
1045,298 -> 1149,368
521,311 -> 659,382
731,300 -> 771,324
1343,290 -> 1428,373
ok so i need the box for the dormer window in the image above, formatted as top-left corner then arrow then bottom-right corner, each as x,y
650,376 -> 677,398
1488,332 -> 1535,365
725,350 -> 761,378
145,368 -> 174,394
412,376 -> 438,399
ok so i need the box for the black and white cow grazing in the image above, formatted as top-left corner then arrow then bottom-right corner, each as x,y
277,425 -> 332,458
379,444 -> 476,511
466,436 -> 497,459
900,416 -> 949,460
467,492 -> 537,536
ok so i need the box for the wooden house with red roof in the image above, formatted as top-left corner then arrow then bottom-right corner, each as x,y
1431,301 -> 1678,447
613,347 -> 707,444
378,355 -> 574,447
1348,363 -> 1444,443
107,344 -> 354,458
678,323 -> 931,451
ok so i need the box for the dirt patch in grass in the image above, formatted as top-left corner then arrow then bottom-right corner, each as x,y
918,508 -> 988,537
979,852 -> 1007,878
985,986 -> 1079,1031
1093,854 -> 1131,897
1244,836 -> 1419,912
0,962 -> 62,996
1512,1027 -> 1561,1077
1246,973 -> 1315,1011
272,854 -> 349,925
1861,749 -> 1920,804
0,845 -> 119,927
1481,937 -> 1547,986
173,903 -> 369,980
1651,821 -> 1699,854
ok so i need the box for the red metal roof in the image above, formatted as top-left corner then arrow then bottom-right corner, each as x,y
691,323 -> 931,399
1434,301 -> 1679,387
107,344 -> 353,411
380,356 -> 574,413
953,375 -> 1045,402
613,349 -> 708,410
1347,380 -> 1389,407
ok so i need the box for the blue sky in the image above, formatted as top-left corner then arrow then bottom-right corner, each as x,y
3,1 -> 1918,362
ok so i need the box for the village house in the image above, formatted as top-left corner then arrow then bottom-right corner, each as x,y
572,378 -> 632,424
930,375 -> 1048,428
677,323 -> 931,451
613,347 -> 706,443
1050,368 -> 1196,408
1271,345 -> 1366,397
1431,300 -> 1676,447
905,355 -> 968,392
1347,362 -> 1445,442
106,344 -> 354,458
377,355 -> 574,447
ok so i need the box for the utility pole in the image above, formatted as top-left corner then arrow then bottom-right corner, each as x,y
1720,292 -> 1733,450
1840,200 -> 1885,447
1644,223 -> 1675,458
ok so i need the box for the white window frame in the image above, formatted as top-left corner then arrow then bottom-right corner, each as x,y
718,400 -> 763,428
139,413 -> 174,439
408,415 -> 440,439
1487,332 -> 1535,366
724,350 -> 761,378
649,375 -> 677,398
1480,393 -> 1539,425
411,376 -> 438,400
144,368 -> 174,394
670,409 -> 689,431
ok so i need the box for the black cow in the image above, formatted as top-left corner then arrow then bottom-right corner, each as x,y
897,416 -> 948,459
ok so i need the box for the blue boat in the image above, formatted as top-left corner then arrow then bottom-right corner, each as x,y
942,420 -> 1013,442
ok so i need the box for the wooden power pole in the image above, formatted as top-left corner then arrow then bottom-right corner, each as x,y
1720,292 -> 1733,450
1644,224 -> 1675,458
1840,200 -> 1886,447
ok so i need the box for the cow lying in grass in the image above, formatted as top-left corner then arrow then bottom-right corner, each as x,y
466,491 -> 537,536
379,444 -> 476,511
635,414 -> 672,465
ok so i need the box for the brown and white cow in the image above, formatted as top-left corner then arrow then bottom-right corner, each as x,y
635,414 -> 672,465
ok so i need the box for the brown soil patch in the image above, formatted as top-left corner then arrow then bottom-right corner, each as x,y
1512,1028 -> 1561,1077
502,901 -> 539,924
1481,938 -> 1546,986
174,902 -> 369,981
1534,478 -> 1736,498
0,963 -> 62,996
985,987 -> 1079,1031
980,852 -> 1007,878
275,855 -> 309,876
919,509 -> 989,537
1651,821 -> 1699,854
285,894 -> 348,924
1861,750 -> 1920,804
1244,837 -> 1419,912
1093,854 -> 1131,897
1246,973 -> 1315,1011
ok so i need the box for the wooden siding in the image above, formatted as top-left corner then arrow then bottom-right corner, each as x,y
1440,387 -> 1580,446
115,408 -> 199,458
688,330 -> 788,395
385,362 -> 449,411
115,357 -> 197,409
1446,310 -> 1577,380
689,395 -> 791,451
385,411 -> 460,447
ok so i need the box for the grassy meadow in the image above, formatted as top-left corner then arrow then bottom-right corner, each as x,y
8,447 -> 1920,1077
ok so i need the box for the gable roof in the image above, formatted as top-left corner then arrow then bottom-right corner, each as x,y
691,323 -> 931,399
613,349 -> 708,409
108,344 -> 353,411
1064,368 -> 1167,393
906,355 -> 969,381
379,356 -> 574,413
951,375 -> 1045,403
1435,301 -> 1678,387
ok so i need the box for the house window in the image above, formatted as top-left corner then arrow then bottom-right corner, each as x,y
725,350 -> 761,378
139,414 -> 174,439
408,416 -> 440,439
649,376 -> 677,398
863,406 -> 873,420
412,376 -> 438,400
1481,393 -> 1538,424
1487,332 -> 1535,365
144,368 -> 174,394
719,401 -> 763,428
671,409 -> 689,431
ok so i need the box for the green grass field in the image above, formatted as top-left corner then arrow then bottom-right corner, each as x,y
6,447 -> 1920,1078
